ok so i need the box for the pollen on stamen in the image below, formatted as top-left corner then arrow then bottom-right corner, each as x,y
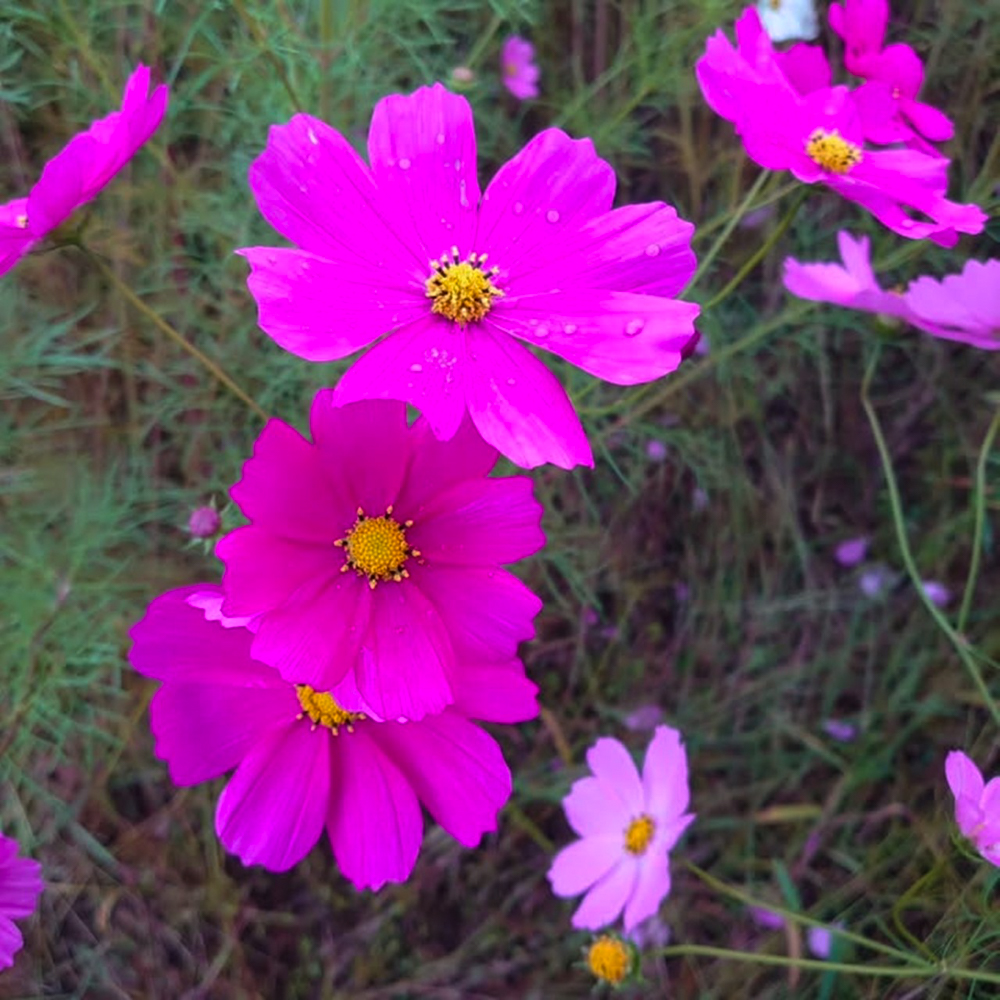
806,128 -> 863,175
624,814 -> 656,855
336,505 -> 418,587
426,246 -> 503,324
295,685 -> 365,733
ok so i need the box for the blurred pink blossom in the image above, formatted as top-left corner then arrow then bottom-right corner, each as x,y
0,831 -> 43,970
835,536 -> 869,567
548,726 -> 695,931
187,506 -> 220,538
646,439 -> 668,461
500,36 -> 540,100
945,750 -> 1000,867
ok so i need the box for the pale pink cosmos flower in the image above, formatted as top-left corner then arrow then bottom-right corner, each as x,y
129,584 -> 536,887
501,36 -> 540,100
0,831 -> 43,970
757,0 -> 819,43
784,233 -> 1000,350
696,10 -> 982,246
215,395 -> 544,722
0,65 -> 167,277
945,751 -> 1000,867
548,726 -> 695,931
239,84 -> 700,470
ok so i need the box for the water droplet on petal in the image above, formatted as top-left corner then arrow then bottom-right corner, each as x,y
563,323 -> 578,334
546,209 -> 560,223
459,180 -> 469,207
435,132 -> 445,144
624,319 -> 645,337
409,363 -> 423,373
513,201 -> 524,216
507,378 -> 516,386
299,183 -> 309,193
399,157 -> 411,170
307,128 -> 319,145
645,243 -> 660,257
535,325 -> 549,339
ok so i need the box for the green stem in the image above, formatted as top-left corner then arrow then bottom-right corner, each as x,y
957,407 -> 1000,633
464,14 -> 504,70
702,186 -> 809,312
861,350 -> 1000,728
681,169 -> 770,297
233,0 -> 303,111
657,945 -> 1000,985
891,856 -> 948,963
88,252 -> 270,422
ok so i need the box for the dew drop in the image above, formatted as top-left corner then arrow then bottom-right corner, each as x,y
435,132 -> 445,144
399,157 -> 411,170
546,209 -> 560,223
527,318 -> 538,326
563,322 -> 578,334
409,363 -> 423,373
307,128 -> 319,145
506,378 -> 516,386
645,243 -> 660,257
624,319 -> 645,337
459,180 -> 470,207
513,201 -> 524,216
535,325 -> 549,339
299,183 -> 309,193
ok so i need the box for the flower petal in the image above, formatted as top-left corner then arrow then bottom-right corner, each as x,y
499,288 -> 699,385
547,836 -> 622,897
564,776 -> 631,838
409,476 -> 545,565
478,129 -> 615,284
587,737 -> 646,815
216,721 -> 330,872
375,711 -> 511,846
333,317 -> 469,444
149,678 -> 297,786
326,728 -> 423,890
356,582 -> 454,722
946,750 -> 986,837
411,564 -> 541,663
448,660 -> 539,723
642,725 -> 691,822
246,113 -> 417,269
571,857 -> 637,930
0,917 -> 25,971
367,84 -> 481,264
0,199 -> 36,277
238,247 -> 424,362
463,325 -> 592,470
623,851 -> 672,931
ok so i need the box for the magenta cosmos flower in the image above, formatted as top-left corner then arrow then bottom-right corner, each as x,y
696,9 -> 982,246
784,231 -> 1000,350
0,65 -> 167,278
129,584 -> 536,886
215,394 -> 544,722
547,726 -> 695,931
945,750 -> 1000,867
238,83 -> 700,470
501,36 -> 540,100
0,831 -> 43,970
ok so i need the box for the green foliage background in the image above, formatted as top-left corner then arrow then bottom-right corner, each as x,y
1,0 -> 998,996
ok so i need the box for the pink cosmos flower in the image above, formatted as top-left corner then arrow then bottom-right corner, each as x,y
828,0 -> 888,77
784,233 -> 1000,350
0,831 -> 43,970
696,10 -> 982,246
945,750 -> 1000,867
501,36 -> 540,100
215,394 -> 544,722
0,65 -> 167,277
238,84 -> 700,470
547,726 -> 695,931
129,584 -> 536,886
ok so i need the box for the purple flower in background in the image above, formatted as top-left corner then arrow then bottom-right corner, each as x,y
946,750 -> 1000,867
822,719 -> 858,742
646,439 -> 668,461
187,506 -> 220,538
921,580 -> 951,607
859,564 -> 893,598
808,923 -> 844,958
835,536 -> 869,567
501,36 -> 541,100
749,905 -> 786,930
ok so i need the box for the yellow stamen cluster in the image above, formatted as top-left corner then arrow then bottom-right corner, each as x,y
586,935 -> 633,986
335,505 -> 417,588
806,129 -> 863,175
15,213 -> 28,229
296,686 -> 364,733
426,247 -> 503,324
624,814 -> 656,856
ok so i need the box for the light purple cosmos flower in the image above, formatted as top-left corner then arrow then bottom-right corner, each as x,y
835,535 -> 869,567
0,831 -> 43,970
130,585 -> 536,886
238,84 -> 700,470
0,65 -> 167,277
945,751 -> 1000,867
215,394 -> 544,722
548,726 -> 695,931
785,234 -> 1000,351
501,36 -> 541,100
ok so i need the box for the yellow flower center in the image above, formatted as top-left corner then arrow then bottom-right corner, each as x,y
769,0 -> 782,8
806,129 -> 863,175
624,814 -> 656,855
335,505 -> 417,588
15,213 -> 28,229
426,247 -> 503,324
296,686 -> 364,733
587,936 -> 632,985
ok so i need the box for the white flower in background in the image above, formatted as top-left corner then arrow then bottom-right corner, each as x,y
756,0 -> 819,42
